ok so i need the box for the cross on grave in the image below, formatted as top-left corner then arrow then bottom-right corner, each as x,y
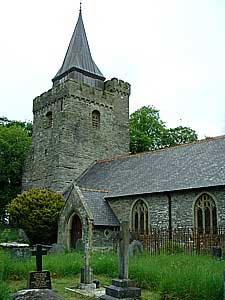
118,221 -> 130,279
32,244 -> 47,272
28,244 -> 51,289
80,219 -> 94,287
100,221 -> 141,300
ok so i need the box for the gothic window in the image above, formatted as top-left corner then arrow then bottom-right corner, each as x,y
132,200 -> 149,234
194,193 -> 217,234
92,110 -> 100,129
46,111 -> 53,128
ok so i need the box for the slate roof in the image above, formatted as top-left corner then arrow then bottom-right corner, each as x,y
53,9 -> 105,82
81,189 -> 119,226
79,136 -> 225,198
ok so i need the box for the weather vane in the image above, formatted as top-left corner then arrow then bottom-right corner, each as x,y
80,1 -> 82,12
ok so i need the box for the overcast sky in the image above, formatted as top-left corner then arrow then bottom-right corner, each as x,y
1,0 -> 225,138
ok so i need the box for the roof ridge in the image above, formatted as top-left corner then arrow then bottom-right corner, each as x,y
97,134 -> 225,164
81,187 -> 109,193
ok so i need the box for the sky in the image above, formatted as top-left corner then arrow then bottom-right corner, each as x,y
0,0 -> 225,138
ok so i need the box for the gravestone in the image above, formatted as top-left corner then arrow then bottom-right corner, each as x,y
0,242 -> 30,259
80,220 -> 95,289
129,240 -> 143,257
100,221 -> 141,300
28,244 -> 52,289
13,289 -> 64,300
212,246 -> 222,260
49,243 -> 66,254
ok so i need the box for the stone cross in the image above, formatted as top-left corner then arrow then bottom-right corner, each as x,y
32,244 -> 47,272
80,219 -> 93,285
118,221 -> 130,280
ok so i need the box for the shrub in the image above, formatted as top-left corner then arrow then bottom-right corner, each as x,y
0,228 -> 29,243
7,188 -> 64,245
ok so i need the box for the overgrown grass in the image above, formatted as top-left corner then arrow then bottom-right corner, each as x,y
0,251 -> 11,300
130,252 -> 224,300
1,250 -> 225,300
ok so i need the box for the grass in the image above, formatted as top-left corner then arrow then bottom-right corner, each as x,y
1,250 -> 225,300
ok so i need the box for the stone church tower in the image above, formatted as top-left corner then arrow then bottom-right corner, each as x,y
23,8 -> 130,193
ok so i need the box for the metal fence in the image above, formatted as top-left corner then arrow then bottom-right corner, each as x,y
135,227 -> 225,255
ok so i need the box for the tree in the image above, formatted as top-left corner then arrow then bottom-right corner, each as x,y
0,117 -> 32,223
165,126 -> 198,148
130,106 -> 198,153
7,188 -> 64,245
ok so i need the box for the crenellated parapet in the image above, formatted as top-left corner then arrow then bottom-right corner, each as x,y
33,77 -> 130,114
104,78 -> 131,96
33,86 -> 69,114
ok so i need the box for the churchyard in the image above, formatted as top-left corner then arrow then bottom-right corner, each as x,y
1,248 -> 225,300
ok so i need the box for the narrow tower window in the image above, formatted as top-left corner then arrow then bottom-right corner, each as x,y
46,111 -> 53,128
92,110 -> 100,129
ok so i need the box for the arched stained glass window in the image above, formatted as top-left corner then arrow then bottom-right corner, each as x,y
92,110 -> 100,129
132,200 -> 149,234
194,193 -> 217,234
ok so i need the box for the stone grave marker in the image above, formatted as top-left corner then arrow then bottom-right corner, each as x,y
212,246 -> 222,260
100,221 -> 141,300
28,244 -> 52,289
80,220 -> 95,289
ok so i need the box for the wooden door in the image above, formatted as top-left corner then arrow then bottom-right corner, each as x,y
70,215 -> 82,249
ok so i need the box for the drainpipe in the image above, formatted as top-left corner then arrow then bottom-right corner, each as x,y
167,193 -> 172,240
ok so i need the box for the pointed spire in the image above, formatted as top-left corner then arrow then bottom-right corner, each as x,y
52,6 -> 105,86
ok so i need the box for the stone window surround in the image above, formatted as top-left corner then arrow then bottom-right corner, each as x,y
131,199 -> 149,234
194,192 -> 217,234
92,110 -> 100,129
46,111 -> 53,128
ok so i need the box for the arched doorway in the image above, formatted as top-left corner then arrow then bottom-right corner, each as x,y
70,214 -> 82,249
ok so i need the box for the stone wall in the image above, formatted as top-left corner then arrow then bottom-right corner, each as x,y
22,77 -> 130,193
108,186 -> 225,230
92,226 -> 119,250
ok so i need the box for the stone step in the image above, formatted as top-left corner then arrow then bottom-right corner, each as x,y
99,294 -> 137,300
105,285 -> 141,298
112,279 -> 135,288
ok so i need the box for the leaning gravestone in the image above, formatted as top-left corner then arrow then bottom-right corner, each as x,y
28,244 -> 51,289
129,240 -> 143,257
100,221 -> 141,300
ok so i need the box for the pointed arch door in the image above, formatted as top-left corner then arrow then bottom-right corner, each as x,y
70,214 -> 82,249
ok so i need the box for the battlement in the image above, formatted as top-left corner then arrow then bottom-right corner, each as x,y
104,78 -> 131,96
33,78 -> 130,114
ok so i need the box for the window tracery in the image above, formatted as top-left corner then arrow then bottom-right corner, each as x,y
131,200 -> 149,234
194,193 -> 217,234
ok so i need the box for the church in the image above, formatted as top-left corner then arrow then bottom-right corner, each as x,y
22,7 -> 225,250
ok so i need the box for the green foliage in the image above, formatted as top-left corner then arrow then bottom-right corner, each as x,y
1,251 -> 225,300
0,283 -> 10,300
0,117 -> 32,223
162,241 -> 185,255
130,106 -> 198,153
7,188 -> 64,245
130,253 -> 224,300
0,117 -> 32,137
0,228 -> 29,243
